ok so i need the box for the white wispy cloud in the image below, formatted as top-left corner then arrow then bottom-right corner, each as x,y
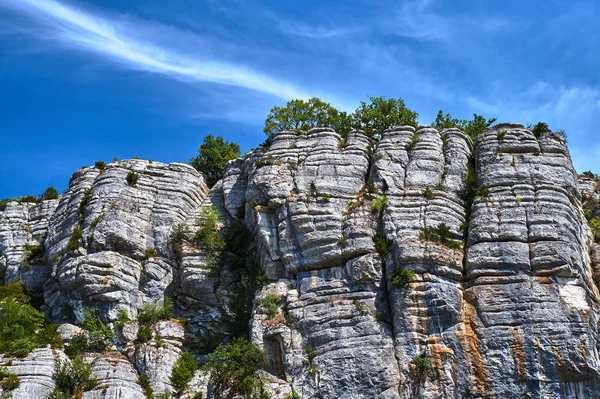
0,0 -> 311,101
277,20 -> 350,40
389,0 -> 509,41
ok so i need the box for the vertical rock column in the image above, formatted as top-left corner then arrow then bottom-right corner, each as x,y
247,129 -> 401,399
0,200 -> 59,290
464,123 -> 600,397
374,126 -> 473,398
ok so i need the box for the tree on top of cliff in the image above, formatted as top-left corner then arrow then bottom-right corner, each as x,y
190,134 -> 241,187
264,97 -> 352,139
264,96 -> 419,140
432,110 -> 497,141
351,96 -> 419,138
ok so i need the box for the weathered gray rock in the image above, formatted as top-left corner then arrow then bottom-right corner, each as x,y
84,352 -> 145,399
0,349 -> 66,399
43,160 -> 209,322
2,124 -> 600,398
0,200 -> 59,290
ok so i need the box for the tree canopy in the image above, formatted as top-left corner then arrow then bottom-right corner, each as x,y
190,134 -> 241,187
264,98 -> 351,139
41,186 -> 59,200
264,96 -> 419,140
351,96 -> 419,138
431,110 -> 497,141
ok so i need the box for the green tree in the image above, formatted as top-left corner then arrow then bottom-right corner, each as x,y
432,110 -> 497,141
203,337 -> 267,399
264,97 -> 351,138
351,96 -> 418,139
171,351 -> 199,394
41,186 -> 59,200
190,134 -> 241,187
0,281 -> 46,357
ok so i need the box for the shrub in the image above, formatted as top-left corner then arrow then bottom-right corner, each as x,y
406,134 -> 419,151
94,160 -> 106,170
582,171 -> 599,179
431,110 -> 496,141
90,214 -> 103,228
412,354 -> 434,385
189,134 -> 241,187
419,223 -> 461,250
373,235 -> 389,257
80,189 -> 94,209
338,236 -> 347,246
81,308 -> 114,340
126,171 -> 139,187
114,309 -> 130,328
285,390 -> 302,399
0,372 -> 20,390
17,195 -> 40,204
50,357 -> 98,398
138,373 -> 153,398
195,206 -> 225,252
478,185 -> 489,198
169,224 -> 190,248
23,243 -> 44,263
353,300 -> 368,316
0,281 -> 45,357
203,338 -> 267,399
424,187 -> 434,200
41,186 -> 59,200
259,294 -> 279,319
497,130 -> 506,140
143,248 -> 157,259
369,195 -> 388,214
136,324 -> 153,344
390,269 -> 416,288
531,122 -> 551,138
365,178 -> 377,194
171,351 -> 199,394
137,298 -> 173,325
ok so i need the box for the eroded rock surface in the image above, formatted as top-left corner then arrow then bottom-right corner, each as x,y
2,125 -> 600,398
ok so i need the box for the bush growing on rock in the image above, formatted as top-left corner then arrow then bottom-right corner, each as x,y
0,281 -> 46,357
203,338 -> 267,399
137,298 -> 173,325
431,110 -> 496,141
136,324 -> 153,344
94,160 -> 106,170
369,195 -> 388,214
49,357 -> 98,398
190,134 -> 241,187
143,247 -> 157,259
390,269 -> 416,288
137,373 -> 153,398
0,372 -> 20,391
352,96 -> 418,138
264,98 -> 351,139
259,294 -> 279,319
373,235 -> 390,257
419,223 -> 461,249
41,186 -> 59,200
66,226 -> 83,252
412,354 -> 434,385
582,170 -> 599,179
126,171 -> 140,187
195,206 -> 225,252
171,350 -> 199,394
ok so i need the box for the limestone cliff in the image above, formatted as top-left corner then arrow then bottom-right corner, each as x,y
1,124 -> 599,399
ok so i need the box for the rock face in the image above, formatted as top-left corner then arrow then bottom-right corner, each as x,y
1,125 -> 600,398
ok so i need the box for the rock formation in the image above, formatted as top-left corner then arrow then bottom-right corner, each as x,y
1,124 -> 599,398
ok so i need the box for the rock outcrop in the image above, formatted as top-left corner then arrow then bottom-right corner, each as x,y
1,124 -> 600,398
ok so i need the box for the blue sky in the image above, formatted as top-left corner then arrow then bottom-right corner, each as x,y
1,0 -> 599,198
